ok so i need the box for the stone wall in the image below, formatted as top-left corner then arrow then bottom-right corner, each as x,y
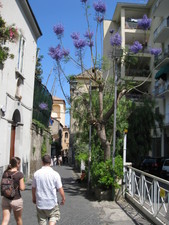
30,123 -> 51,178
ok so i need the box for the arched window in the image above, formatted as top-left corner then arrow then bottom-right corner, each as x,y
12,109 -> 21,124
65,132 -> 68,138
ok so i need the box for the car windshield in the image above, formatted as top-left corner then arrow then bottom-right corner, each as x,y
143,158 -> 156,163
164,160 -> 169,166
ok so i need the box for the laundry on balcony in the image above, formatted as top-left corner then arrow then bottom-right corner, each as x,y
155,65 -> 169,80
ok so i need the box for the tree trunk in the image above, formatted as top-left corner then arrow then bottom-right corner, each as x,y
96,123 -> 111,161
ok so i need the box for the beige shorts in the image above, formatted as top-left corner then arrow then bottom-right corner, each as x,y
1,197 -> 23,211
37,205 -> 60,225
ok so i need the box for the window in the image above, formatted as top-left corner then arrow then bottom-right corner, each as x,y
17,36 -> 25,74
65,132 -> 68,138
15,77 -> 23,100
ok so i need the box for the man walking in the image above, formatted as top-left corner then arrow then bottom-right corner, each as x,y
32,154 -> 65,225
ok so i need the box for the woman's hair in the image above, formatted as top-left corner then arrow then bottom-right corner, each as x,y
5,157 -> 20,172
15,156 -> 21,164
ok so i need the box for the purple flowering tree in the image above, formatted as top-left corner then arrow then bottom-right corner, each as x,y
150,48 -> 162,56
48,0 -> 153,161
138,15 -> 151,30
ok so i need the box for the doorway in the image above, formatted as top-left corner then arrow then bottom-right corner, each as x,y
9,109 -> 21,160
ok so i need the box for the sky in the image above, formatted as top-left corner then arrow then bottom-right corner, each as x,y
28,0 -> 148,126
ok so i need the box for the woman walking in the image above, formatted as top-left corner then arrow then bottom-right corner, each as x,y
1,157 -> 25,225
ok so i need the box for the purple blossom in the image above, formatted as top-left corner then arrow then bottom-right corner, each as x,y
53,23 -> 64,37
71,32 -> 80,40
109,29 -> 114,34
73,38 -> 86,49
39,103 -> 48,110
130,41 -> 143,54
93,0 -> 106,14
87,40 -> 94,47
110,32 -> 122,47
96,15 -> 104,23
62,48 -> 70,57
81,0 -> 87,3
150,48 -> 162,56
138,15 -> 151,30
49,45 -> 63,61
84,31 -> 94,39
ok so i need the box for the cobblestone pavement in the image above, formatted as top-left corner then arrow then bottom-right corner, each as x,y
0,165 -> 152,225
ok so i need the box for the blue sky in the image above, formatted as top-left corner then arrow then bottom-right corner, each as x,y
28,0 -> 147,126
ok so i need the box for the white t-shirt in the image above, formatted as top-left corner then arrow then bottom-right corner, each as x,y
32,166 -> 62,209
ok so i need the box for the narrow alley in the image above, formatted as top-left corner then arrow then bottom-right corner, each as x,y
0,165 -> 152,225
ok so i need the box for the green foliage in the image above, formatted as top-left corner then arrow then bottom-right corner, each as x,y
33,119 -> 47,131
74,142 -> 88,163
33,78 -> 53,127
35,48 -> 43,81
0,16 -> 19,65
41,136 -> 47,157
127,98 -> 164,166
75,152 -> 88,163
91,155 -> 123,190
33,147 -> 36,156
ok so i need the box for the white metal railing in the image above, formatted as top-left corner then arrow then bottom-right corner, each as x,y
124,165 -> 169,225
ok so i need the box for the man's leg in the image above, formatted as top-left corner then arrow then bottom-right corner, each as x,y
48,205 -> 60,225
37,207 -> 47,225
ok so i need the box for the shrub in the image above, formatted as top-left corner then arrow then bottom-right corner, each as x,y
91,155 -> 123,190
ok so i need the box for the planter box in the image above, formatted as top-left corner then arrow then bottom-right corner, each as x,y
94,188 -> 113,201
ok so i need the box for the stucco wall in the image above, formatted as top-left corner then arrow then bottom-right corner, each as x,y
0,0 -> 41,178
30,123 -> 51,178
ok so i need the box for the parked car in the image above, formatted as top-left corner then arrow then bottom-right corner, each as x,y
140,157 -> 164,176
161,159 -> 169,179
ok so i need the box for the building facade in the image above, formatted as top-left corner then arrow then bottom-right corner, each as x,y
152,0 -> 169,157
0,0 -> 41,177
50,96 -> 69,161
103,0 -> 169,158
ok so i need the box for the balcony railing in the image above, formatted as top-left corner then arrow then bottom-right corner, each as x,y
125,45 -> 151,54
154,80 -> 169,96
126,68 -> 150,77
125,19 -> 151,30
154,49 -> 169,68
154,18 -> 169,41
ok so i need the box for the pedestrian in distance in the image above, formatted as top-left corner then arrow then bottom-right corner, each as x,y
53,156 -> 57,166
58,155 -> 62,167
32,154 -> 65,225
1,157 -> 25,225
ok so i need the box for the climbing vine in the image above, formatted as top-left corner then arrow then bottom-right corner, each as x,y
0,5 -> 19,65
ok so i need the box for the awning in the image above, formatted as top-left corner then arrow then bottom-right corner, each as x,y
155,65 -> 169,79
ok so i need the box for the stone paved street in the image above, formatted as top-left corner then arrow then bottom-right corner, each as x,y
0,165 -> 152,225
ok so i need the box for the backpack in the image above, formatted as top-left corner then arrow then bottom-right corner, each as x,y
1,171 -> 18,198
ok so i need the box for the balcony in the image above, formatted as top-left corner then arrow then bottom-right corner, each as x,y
125,19 -> 150,44
152,0 -> 169,17
154,49 -> 169,69
155,64 -> 169,80
125,45 -> 151,55
125,20 -> 139,29
154,79 -> 169,97
126,68 -> 150,78
154,18 -> 169,43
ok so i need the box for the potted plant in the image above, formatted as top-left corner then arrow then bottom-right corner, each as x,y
91,156 -> 123,201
